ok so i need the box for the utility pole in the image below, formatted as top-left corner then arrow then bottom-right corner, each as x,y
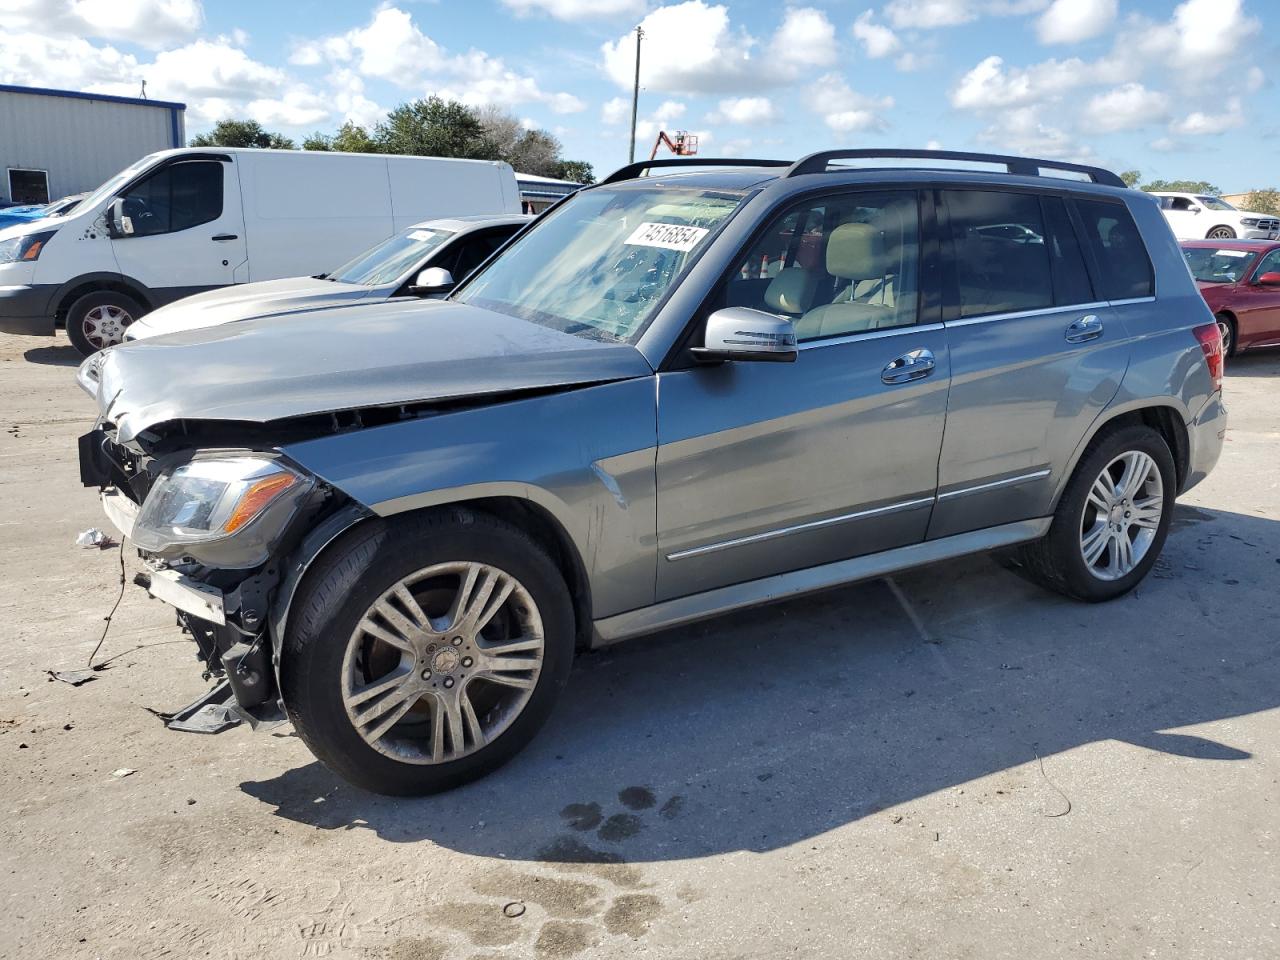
627,25 -> 643,164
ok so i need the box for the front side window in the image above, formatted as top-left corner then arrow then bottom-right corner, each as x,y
713,190 -> 920,342
329,226 -> 454,285
1183,246 -> 1257,284
1253,249 -> 1280,279
1075,199 -> 1154,299
455,185 -> 745,343
944,190 -> 1052,318
119,161 -> 223,236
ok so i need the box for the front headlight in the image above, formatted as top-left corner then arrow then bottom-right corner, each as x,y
132,456 -> 313,562
1241,218 -> 1259,226
0,230 -> 56,264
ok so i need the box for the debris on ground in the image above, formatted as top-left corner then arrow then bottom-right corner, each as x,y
48,669 -> 97,686
110,768 -> 136,779
75,528 -> 116,549
503,902 -> 526,918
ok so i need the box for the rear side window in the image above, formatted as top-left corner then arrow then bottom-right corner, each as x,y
943,190 -> 1053,318
1041,197 -> 1094,306
120,161 -> 223,236
1074,199 -> 1154,300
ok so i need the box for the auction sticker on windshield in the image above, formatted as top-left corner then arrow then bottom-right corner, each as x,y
624,222 -> 710,252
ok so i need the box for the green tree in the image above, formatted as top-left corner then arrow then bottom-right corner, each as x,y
1119,169 -> 1141,188
190,119 -> 295,150
552,159 -> 595,185
301,132 -> 332,151
1141,179 -> 1221,195
302,122 -> 379,154
373,97 -> 500,159
1242,187 -> 1280,216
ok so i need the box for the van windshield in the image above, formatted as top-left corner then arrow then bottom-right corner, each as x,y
454,185 -> 746,343
327,226 -> 455,286
73,156 -> 157,218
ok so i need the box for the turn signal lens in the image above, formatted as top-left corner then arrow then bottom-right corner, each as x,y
20,239 -> 44,260
223,472 -> 299,533
1192,322 -> 1223,392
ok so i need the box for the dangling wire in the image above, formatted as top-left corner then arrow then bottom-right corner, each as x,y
88,538 -> 127,670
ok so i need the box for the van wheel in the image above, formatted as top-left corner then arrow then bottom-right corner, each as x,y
67,291 -> 144,355
1205,226 -> 1236,240
1017,424 -> 1175,602
281,510 -> 575,796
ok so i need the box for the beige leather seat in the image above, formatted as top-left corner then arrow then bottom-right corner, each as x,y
762,267 -> 819,315
796,223 -> 896,340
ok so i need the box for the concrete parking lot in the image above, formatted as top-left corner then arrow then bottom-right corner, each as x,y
1,330 -> 1276,960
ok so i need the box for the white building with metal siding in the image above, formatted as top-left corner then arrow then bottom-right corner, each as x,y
0,84 -> 185,205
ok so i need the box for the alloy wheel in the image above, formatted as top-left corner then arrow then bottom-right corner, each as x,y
1217,319 -> 1233,356
81,304 -> 133,349
341,561 -> 544,764
1207,227 -> 1235,240
1079,450 -> 1164,581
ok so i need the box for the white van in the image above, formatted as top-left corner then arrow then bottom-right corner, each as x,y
0,148 -> 521,353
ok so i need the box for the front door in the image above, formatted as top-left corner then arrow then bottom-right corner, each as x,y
110,157 -> 247,302
928,188 -> 1134,539
1237,248 -> 1280,350
654,188 -> 950,600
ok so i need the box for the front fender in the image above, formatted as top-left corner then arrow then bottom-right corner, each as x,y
281,377 -> 659,619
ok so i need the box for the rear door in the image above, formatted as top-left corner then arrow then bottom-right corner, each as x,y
654,188 -> 951,599
928,188 -> 1128,539
109,157 -> 247,299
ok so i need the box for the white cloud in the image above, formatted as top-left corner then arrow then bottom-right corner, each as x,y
294,6 -> 584,114
810,73 -> 893,133
852,12 -> 900,59
976,106 -> 1094,162
925,138 -> 944,150
0,31 -> 142,91
884,0 -> 976,29
0,0 -> 202,49
951,55 -> 1095,110
1172,98 -> 1245,136
1245,66 -> 1265,92
1036,0 -> 1116,45
1084,83 -> 1168,133
501,0 -> 645,19
707,96 -> 778,125
1127,0 -> 1259,77
894,51 -> 934,72
601,2 -> 834,95
601,97 -> 630,125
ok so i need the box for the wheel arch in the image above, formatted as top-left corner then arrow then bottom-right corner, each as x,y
1204,224 -> 1236,239
52,273 -> 153,328
1052,401 -> 1191,510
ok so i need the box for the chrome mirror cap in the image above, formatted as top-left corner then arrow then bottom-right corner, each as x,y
692,307 -> 798,364
410,266 -> 455,294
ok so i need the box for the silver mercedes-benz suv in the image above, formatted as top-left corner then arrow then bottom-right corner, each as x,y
78,149 -> 1227,795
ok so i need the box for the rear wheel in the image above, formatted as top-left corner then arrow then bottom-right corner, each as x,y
1206,226 -> 1236,240
1017,424 -> 1175,602
66,290 -> 144,355
1215,313 -> 1237,357
282,510 -> 575,796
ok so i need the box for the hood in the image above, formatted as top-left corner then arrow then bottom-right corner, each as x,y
86,299 -> 653,444
128,276 -> 378,339
0,217 -> 51,240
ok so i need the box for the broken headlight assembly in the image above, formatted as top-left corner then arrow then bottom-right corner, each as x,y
132,456 -> 314,568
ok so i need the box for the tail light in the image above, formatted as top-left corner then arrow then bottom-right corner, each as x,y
1192,322 -> 1223,392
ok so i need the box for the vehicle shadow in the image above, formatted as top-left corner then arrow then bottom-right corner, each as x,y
241,504 -> 1278,865
23,342 -> 81,367
1226,351 -> 1280,378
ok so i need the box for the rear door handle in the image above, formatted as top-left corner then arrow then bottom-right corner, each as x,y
211,233 -> 238,241
1065,314 -> 1103,343
881,348 -> 935,384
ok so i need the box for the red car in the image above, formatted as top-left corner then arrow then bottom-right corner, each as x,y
1181,239 -> 1280,356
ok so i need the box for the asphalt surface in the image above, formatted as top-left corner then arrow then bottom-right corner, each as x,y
0,330 -> 1276,960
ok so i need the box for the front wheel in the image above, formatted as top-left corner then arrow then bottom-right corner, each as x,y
1017,424 -> 1175,602
282,510 -> 575,795
1206,226 -> 1236,240
66,290 -> 144,355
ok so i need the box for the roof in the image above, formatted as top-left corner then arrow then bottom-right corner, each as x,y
409,214 -> 533,232
0,82 -> 185,111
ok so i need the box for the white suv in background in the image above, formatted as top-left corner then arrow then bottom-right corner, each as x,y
1151,192 -> 1280,241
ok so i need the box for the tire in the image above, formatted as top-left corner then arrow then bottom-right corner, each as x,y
281,508 -> 575,796
1206,226 -> 1236,240
1017,424 -> 1175,602
1215,313 -> 1237,358
66,290 -> 144,355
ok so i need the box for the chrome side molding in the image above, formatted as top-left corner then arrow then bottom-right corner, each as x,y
595,516 -> 1051,645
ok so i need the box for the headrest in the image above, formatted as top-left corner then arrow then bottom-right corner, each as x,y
764,268 -> 818,314
826,223 -> 890,280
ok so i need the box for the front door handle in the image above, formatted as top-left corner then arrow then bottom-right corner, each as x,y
211,233 -> 238,241
1065,314 -> 1103,343
882,348 -> 935,384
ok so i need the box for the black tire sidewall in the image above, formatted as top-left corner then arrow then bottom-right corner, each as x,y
1215,314 -> 1237,358
1048,425 -> 1176,601
282,514 -> 575,796
67,291 -> 144,355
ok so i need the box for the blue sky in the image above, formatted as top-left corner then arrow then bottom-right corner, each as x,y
1,0 -> 1275,190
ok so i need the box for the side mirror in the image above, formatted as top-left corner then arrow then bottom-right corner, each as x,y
691,307 -> 797,364
1255,271 -> 1280,286
409,266 -> 454,295
1188,205 -> 1201,215
107,197 -> 133,238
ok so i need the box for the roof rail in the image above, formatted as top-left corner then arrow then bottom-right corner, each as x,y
600,157 -> 792,185
785,149 -> 1127,188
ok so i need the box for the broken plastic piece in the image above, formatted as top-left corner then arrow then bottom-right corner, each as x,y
49,669 -> 97,686
76,528 -> 110,547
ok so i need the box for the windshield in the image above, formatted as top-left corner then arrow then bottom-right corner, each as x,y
327,226 -> 455,285
71,155 -> 157,218
454,184 -> 746,343
1183,246 -> 1255,283
1197,196 -> 1235,211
